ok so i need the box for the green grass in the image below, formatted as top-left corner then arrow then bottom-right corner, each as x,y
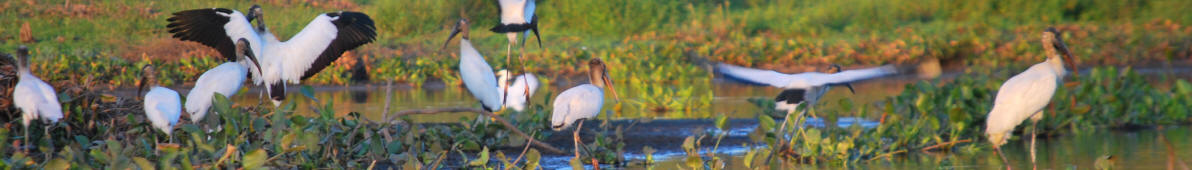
1,0 -> 1190,87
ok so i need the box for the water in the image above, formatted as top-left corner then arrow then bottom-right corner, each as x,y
217,66 -> 1192,168
639,126 -> 1192,169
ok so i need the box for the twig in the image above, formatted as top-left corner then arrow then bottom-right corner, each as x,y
381,80 -> 394,124
919,139 -> 973,152
212,144 -> 237,169
385,107 -> 567,154
866,149 -> 907,162
508,131 -> 537,170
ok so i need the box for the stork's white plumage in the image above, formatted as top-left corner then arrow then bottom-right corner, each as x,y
443,19 -> 503,112
491,0 -> 542,47
550,58 -> 619,159
985,27 -> 1077,170
10,46 -> 63,152
185,38 -> 262,122
717,63 -> 897,115
167,5 -> 377,106
139,65 -> 182,141
497,70 -> 539,112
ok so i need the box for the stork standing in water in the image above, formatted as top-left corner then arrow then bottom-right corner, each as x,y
497,69 -> 539,112
550,58 -> 619,160
138,64 -> 182,144
10,46 -> 63,152
185,38 -> 262,123
984,27 -> 1077,170
442,18 -> 504,112
167,5 -> 377,106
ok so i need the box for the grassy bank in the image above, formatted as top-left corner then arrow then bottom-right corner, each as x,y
0,0 -> 1189,88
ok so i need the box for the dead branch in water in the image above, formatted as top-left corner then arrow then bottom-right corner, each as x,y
384,107 -> 566,154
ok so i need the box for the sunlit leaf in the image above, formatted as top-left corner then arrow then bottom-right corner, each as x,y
467,147 -> 489,166
715,114 -> 728,130
243,149 -> 268,169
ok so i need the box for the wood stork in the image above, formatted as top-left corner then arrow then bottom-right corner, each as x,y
491,0 -> 543,58
10,45 -> 63,152
497,69 -> 539,112
167,5 -> 377,106
716,63 -> 898,117
138,64 -> 182,144
442,18 -> 504,112
984,27 -> 1077,170
550,58 -> 620,159
185,38 -> 262,123
492,0 -> 543,109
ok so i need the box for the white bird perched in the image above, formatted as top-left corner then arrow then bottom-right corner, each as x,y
167,5 -> 377,106
10,45 -> 63,152
716,63 -> 898,117
185,38 -> 262,122
139,64 -> 182,143
985,27 -> 1077,170
550,58 -> 620,159
497,69 -> 539,112
442,18 -> 504,112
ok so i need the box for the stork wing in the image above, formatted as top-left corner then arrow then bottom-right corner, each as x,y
814,65 -> 899,86
992,66 -> 1059,117
277,11 -> 377,82
716,63 -> 796,87
167,8 -> 257,62
719,63 -> 898,88
33,79 -> 63,121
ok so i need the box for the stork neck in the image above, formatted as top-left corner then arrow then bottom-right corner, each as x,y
1045,56 -> 1068,75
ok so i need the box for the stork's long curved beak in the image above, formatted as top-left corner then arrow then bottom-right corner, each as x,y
1053,33 -> 1078,76
604,70 -> 620,102
236,38 -> 263,76
136,75 -> 148,97
440,23 -> 462,53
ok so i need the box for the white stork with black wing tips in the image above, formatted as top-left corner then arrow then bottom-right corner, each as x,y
442,18 -> 504,112
10,45 -> 63,152
185,38 -> 263,123
984,27 -> 1077,170
492,0 -> 543,55
717,63 -> 898,117
167,5 -> 377,106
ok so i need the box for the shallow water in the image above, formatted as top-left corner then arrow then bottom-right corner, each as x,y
217,67 -> 1192,168
634,126 -> 1192,170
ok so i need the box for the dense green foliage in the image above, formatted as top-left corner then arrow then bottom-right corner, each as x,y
1,0 -> 1189,87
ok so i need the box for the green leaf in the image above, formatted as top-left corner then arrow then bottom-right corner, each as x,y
243,149 -> 268,169
300,85 -> 316,100
133,157 -> 156,170
743,149 -> 757,168
570,157 -> 584,170
467,147 -> 489,166
524,149 -> 541,170
45,158 -> 71,170
758,115 -> 776,132
714,114 -> 728,130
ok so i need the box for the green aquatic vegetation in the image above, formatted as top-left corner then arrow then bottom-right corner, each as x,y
0,85 -> 575,169
735,66 -> 1190,167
